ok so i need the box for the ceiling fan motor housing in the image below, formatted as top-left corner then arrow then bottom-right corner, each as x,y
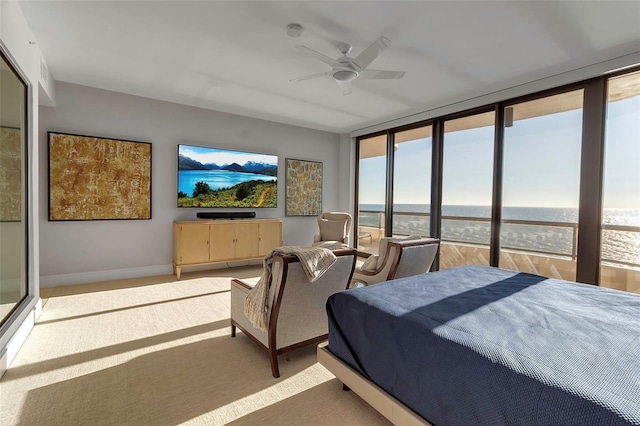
334,57 -> 361,81
333,70 -> 358,81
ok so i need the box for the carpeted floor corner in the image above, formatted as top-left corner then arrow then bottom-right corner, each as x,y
0,266 -> 390,425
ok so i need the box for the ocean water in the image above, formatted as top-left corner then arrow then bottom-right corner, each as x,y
178,170 -> 275,196
359,204 -> 640,265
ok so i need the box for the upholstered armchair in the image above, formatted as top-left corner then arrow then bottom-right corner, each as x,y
312,212 -> 352,247
351,236 -> 440,287
230,249 -> 357,378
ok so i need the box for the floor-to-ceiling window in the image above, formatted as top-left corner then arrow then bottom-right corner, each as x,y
392,126 -> 432,238
356,126 -> 433,255
0,52 -> 28,325
600,71 -> 640,294
355,68 -> 640,290
357,134 -> 388,254
440,112 -> 495,269
499,90 -> 584,281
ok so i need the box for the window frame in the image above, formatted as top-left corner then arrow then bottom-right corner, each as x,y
355,67 -> 640,285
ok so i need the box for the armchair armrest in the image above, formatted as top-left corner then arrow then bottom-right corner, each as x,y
231,278 -> 253,292
231,279 -> 252,320
351,244 -> 401,287
230,278 -> 255,324
230,277 -> 269,347
394,237 -> 439,248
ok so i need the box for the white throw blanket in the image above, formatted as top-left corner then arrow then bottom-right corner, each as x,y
244,246 -> 337,331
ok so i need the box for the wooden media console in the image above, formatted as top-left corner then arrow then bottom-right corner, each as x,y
172,219 -> 282,279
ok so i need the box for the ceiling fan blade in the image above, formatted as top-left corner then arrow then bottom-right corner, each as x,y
296,45 -> 344,69
336,80 -> 352,95
360,69 -> 405,80
353,36 -> 391,69
290,71 -> 332,82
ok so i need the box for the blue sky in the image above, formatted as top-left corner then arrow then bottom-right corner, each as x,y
359,96 -> 639,209
179,144 -> 277,167
603,96 -> 640,208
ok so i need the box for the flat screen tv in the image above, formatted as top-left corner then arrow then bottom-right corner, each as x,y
178,144 -> 278,208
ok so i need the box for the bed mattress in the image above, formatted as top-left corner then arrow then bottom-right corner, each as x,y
326,265 -> 640,425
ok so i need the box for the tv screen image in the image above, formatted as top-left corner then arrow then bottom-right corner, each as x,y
178,144 -> 278,208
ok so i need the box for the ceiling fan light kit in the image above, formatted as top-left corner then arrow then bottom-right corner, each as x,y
333,70 -> 358,82
286,23 -> 303,38
291,35 -> 405,95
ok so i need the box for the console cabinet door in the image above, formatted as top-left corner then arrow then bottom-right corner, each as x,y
259,222 -> 282,256
177,223 -> 210,264
173,220 -> 282,280
234,222 -> 260,259
209,223 -> 236,261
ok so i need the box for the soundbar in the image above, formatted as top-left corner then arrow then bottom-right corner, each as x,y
196,212 -> 256,220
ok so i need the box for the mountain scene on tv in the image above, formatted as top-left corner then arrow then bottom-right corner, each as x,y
178,145 -> 277,208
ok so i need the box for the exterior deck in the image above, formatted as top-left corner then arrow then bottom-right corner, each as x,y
357,212 -> 640,294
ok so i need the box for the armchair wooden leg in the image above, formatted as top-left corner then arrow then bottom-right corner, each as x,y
231,323 -> 236,337
269,348 -> 280,378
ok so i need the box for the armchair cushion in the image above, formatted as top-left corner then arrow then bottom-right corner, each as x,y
351,237 -> 440,287
316,241 -> 348,250
319,219 -> 347,242
360,254 -> 379,271
377,234 -> 423,268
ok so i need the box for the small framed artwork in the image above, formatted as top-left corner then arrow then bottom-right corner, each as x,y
48,132 -> 152,221
285,158 -> 322,216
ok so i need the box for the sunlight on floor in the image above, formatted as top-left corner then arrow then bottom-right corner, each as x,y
193,365 -> 334,424
2,266 -> 390,425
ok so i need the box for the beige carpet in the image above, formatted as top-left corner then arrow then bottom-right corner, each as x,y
0,266 -> 390,425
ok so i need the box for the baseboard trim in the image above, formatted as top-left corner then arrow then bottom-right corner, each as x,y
40,265 -> 174,288
39,260 -> 264,288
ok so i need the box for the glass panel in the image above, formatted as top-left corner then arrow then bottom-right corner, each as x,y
358,135 -> 387,254
440,112 -> 495,269
0,54 -> 27,325
600,71 -> 640,294
392,126 -> 432,239
500,90 -> 584,281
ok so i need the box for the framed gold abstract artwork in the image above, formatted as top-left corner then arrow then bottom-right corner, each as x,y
285,158 -> 322,216
48,132 -> 152,220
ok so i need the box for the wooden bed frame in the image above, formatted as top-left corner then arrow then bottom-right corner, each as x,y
317,342 -> 431,425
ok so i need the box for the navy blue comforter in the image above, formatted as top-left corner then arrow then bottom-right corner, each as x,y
327,265 -> 640,425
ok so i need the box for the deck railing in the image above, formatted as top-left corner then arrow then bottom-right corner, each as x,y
358,209 -> 640,267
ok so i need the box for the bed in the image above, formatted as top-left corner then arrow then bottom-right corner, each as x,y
318,265 -> 640,425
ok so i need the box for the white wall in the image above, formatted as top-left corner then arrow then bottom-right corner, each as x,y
39,82 -> 344,285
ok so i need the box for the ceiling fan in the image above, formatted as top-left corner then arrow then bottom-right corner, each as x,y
290,36 -> 405,95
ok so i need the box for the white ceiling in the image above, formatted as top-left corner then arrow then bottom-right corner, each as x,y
18,1 -> 640,134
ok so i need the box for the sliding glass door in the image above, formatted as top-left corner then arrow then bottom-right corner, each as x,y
600,71 -> 640,294
440,112 -> 495,269
500,90 -> 584,281
392,126 -> 432,238
357,134 -> 387,254
0,52 -> 28,326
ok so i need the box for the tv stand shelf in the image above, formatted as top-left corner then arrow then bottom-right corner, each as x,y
172,219 -> 282,279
